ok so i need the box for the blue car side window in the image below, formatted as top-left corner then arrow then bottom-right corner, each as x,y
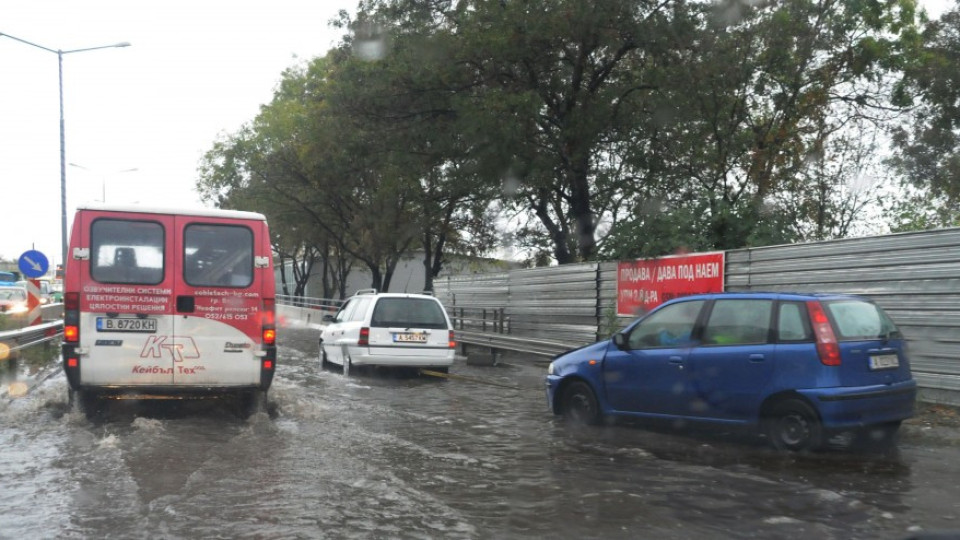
628,300 -> 704,349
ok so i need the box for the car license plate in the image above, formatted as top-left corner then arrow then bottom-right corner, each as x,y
394,332 -> 427,343
97,317 -> 157,333
869,354 -> 899,370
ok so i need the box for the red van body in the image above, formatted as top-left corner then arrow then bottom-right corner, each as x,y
61,204 -> 276,407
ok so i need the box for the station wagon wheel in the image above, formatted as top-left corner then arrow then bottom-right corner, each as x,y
765,399 -> 822,452
320,347 -> 331,370
560,381 -> 601,425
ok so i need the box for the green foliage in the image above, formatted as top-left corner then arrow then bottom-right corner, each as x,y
197,0 -> 943,275
891,5 -> 960,203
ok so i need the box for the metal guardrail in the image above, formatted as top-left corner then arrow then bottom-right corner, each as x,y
276,295 -> 342,311
0,320 -> 64,354
448,306 -> 579,358
275,295 -> 577,358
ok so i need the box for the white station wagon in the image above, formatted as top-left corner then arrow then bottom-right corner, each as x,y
319,290 -> 456,375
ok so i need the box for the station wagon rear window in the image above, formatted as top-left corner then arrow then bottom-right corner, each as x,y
371,298 -> 448,329
90,219 -> 165,285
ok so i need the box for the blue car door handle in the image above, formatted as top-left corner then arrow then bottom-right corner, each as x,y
669,356 -> 684,369
749,354 -> 765,362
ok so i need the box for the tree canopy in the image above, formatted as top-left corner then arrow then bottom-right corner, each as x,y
197,0 -> 953,291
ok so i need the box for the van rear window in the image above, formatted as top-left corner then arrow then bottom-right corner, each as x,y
90,219 -> 165,285
184,224 -> 254,287
371,298 -> 448,329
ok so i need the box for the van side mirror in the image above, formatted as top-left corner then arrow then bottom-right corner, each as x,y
322,314 -> 335,323
612,333 -> 628,350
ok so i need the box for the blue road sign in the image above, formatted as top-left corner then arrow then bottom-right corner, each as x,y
19,250 -> 49,279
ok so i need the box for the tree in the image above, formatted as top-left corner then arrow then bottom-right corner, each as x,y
891,4 -> 960,208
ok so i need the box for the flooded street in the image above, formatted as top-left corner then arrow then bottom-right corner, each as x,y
2,323 -> 960,539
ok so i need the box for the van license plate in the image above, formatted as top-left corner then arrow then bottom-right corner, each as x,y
394,332 -> 427,343
869,354 -> 899,370
97,317 -> 158,332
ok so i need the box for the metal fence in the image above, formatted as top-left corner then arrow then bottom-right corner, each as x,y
434,227 -> 960,404
725,227 -> 960,404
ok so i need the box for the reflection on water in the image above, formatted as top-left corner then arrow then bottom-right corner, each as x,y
0,327 -> 957,539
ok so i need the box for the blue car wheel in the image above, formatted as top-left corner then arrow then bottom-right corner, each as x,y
765,399 -> 822,452
560,381 -> 602,425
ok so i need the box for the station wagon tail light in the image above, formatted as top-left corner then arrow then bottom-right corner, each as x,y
262,298 -> 276,345
358,327 -> 370,347
449,330 -> 456,348
806,300 -> 841,366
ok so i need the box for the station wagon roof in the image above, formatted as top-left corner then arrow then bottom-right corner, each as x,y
77,203 -> 266,221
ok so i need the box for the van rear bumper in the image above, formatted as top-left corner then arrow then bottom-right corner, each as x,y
70,385 -> 265,398
799,379 -> 918,429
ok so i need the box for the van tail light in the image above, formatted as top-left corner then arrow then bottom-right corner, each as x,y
806,300 -> 841,366
358,327 -> 370,347
64,292 -> 80,343
64,325 -> 79,342
262,298 -> 276,345
449,330 -> 456,349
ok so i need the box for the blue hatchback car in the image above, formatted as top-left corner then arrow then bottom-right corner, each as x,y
545,292 -> 917,451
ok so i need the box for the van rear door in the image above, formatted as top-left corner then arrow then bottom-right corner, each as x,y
78,211 -> 177,386
172,217 -> 265,386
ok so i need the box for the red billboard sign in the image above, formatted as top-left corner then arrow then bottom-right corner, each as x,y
616,252 -> 725,316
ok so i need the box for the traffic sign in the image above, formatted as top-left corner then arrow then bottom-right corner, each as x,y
18,250 -> 49,279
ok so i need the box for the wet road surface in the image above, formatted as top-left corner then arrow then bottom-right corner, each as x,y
2,323 -> 960,539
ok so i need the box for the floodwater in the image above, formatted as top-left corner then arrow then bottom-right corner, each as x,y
2,324 -> 960,539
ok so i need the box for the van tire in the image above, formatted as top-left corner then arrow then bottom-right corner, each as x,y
68,389 -> 99,418
240,390 -> 266,418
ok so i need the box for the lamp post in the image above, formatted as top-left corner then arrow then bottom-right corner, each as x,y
0,32 -> 130,267
69,163 -> 139,203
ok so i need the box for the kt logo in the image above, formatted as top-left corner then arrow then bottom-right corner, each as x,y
140,336 -> 200,362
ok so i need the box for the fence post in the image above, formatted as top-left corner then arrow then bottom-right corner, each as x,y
482,309 -> 487,332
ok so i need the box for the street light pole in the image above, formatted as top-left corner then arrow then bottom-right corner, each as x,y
69,163 -> 139,203
0,32 -> 130,267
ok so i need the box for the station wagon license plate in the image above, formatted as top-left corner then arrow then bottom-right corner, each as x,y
394,332 -> 427,343
869,354 -> 899,370
97,317 -> 157,332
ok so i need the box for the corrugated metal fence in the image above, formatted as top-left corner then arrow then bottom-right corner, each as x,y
435,227 -> 960,404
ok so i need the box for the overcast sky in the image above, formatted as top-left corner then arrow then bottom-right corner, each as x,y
0,0 -> 953,267
0,0 -> 352,264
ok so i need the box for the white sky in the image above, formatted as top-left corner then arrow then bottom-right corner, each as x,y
0,0 -> 953,267
0,0 -> 352,265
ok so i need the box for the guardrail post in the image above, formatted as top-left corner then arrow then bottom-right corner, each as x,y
482,309 -> 487,332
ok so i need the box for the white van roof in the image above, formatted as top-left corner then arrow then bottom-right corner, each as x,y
76,203 -> 267,221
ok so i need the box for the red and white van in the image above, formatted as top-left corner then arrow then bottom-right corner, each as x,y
61,204 -> 276,413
